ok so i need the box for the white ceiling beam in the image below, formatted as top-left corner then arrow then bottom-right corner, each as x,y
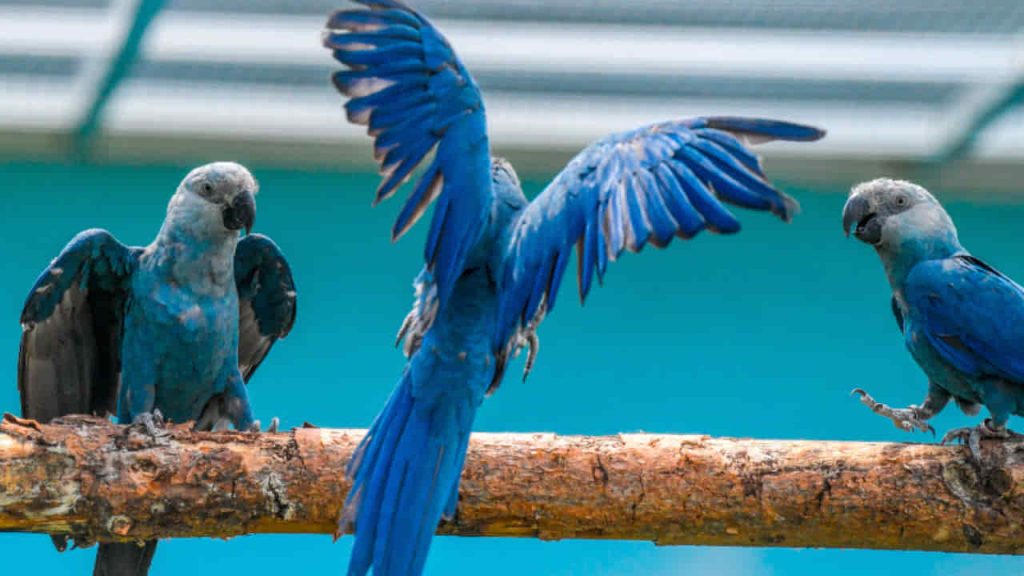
139,12 -> 1018,83
969,107 -> 1024,159
0,7 -> 114,56
2,6 -> 1023,163
101,81 -> 942,157
0,77 -> 82,128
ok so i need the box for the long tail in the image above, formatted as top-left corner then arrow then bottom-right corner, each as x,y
94,541 -> 157,576
343,370 -> 477,576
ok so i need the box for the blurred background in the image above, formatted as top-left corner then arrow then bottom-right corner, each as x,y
2,0 -> 1024,574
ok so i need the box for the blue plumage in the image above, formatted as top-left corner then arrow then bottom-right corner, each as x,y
844,178 -> 1024,455
325,0 -> 491,308
324,2 -> 824,574
908,258 -> 1024,386
18,162 -> 296,575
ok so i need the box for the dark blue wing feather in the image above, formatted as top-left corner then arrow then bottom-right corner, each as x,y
234,234 -> 297,382
19,228 -> 138,423
496,117 -> 825,350
324,0 -> 492,307
906,255 -> 1024,383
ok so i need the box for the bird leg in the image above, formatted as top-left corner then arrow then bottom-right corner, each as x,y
129,409 -> 168,440
196,392 -> 278,434
851,388 -> 935,435
941,419 -> 1024,462
515,302 -> 545,382
522,331 -> 539,382
395,309 -> 416,348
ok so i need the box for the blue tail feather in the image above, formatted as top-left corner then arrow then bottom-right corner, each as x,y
345,370 -> 477,576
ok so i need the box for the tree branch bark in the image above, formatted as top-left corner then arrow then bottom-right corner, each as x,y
1,414 -> 1023,554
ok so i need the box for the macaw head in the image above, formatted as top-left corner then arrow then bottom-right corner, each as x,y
168,162 -> 258,239
843,178 -> 962,282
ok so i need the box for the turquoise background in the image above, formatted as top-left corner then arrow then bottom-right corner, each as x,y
1,161 -> 1022,574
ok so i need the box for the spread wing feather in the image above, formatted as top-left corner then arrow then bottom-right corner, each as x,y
324,0 -> 492,309
234,234 -> 297,382
19,229 -> 138,424
496,117 -> 825,356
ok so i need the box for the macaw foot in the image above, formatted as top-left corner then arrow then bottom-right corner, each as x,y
248,417 -> 280,434
851,388 -> 935,435
941,419 -> 1024,462
129,409 -> 168,439
519,331 -> 539,383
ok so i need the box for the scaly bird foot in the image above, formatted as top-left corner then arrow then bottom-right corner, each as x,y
941,419 -> 1024,462
129,410 -> 169,440
851,388 -> 935,435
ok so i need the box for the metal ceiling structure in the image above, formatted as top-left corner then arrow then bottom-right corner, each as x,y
2,0 -> 1024,188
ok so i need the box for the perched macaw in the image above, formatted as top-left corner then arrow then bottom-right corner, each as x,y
18,162 -> 297,575
322,2 -> 824,574
844,178 -> 1024,459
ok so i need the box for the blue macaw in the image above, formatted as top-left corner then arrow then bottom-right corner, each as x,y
18,162 -> 297,575
322,2 -> 824,574
844,178 -> 1024,459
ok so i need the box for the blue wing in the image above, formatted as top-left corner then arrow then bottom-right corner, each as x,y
496,117 -> 825,351
19,229 -> 139,423
323,0 -> 492,307
906,255 -> 1024,384
234,234 -> 298,382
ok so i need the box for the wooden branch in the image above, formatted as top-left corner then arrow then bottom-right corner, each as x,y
1,414 -> 1023,554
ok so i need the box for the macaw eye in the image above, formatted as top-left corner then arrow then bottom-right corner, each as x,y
202,183 -> 213,195
896,196 -> 907,207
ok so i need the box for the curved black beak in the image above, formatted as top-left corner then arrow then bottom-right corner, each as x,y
842,194 -> 881,244
223,191 -> 256,234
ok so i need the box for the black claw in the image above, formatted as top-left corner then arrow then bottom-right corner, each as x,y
850,388 -> 867,398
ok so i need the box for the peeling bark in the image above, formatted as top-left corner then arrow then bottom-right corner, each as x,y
2,414 -> 1024,554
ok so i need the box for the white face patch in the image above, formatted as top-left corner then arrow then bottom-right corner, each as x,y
163,186 -> 232,244
168,162 -> 258,240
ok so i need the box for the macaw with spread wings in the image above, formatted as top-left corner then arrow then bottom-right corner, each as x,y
18,162 -> 296,575
323,2 -> 825,574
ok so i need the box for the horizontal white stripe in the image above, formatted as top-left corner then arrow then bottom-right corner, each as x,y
98,80 -> 944,157
0,7 -> 1015,84
0,6 -> 1022,161
0,77 -> 81,128
147,13 -> 1019,83
0,7 -> 118,56
974,107 -> 1024,159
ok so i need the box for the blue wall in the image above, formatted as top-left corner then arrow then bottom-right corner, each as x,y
1,162 -> 1021,574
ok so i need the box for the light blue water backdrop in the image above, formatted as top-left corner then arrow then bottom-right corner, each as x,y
1,161 -> 1021,574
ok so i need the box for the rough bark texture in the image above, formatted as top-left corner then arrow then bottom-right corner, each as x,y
2,414 -> 1024,554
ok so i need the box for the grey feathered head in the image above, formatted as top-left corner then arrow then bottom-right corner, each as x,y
842,178 -> 955,249
170,162 -> 258,235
